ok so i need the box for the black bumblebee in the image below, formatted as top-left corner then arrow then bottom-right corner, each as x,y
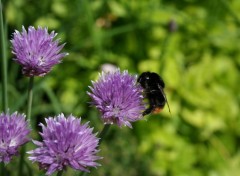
137,72 -> 171,116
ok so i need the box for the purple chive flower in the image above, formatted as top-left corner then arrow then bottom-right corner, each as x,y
28,114 -> 101,175
0,112 -> 31,163
11,26 -> 68,77
88,69 -> 145,128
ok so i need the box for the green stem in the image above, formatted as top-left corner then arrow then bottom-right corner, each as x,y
18,76 -> 34,176
57,170 -> 64,176
98,124 -> 110,145
1,162 -> 5,176
79,124 -> 111,176
0,0 -> 8,112
27,76 -> 34,125
18,146 -> 26,176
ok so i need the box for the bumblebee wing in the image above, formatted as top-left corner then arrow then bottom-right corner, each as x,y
157,84 -> 171,114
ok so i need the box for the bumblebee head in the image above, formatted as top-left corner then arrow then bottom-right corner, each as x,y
137,72 -> 165,88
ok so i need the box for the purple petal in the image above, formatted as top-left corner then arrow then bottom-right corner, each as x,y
88,69 -> 145,127
28,114 -> 101,175
0,111 -> 31,163
11,26 -> 68,77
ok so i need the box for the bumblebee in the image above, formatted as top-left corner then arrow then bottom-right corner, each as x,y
137,72 -> 171,116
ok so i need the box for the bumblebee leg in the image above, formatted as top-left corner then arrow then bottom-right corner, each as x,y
142,106 -> 154,116
142,96 -> 156,116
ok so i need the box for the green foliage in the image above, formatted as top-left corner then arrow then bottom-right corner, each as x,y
1,0 -> 240,175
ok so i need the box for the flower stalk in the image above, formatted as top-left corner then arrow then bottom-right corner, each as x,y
18,77 -> 34,176
57,170 -> 64,176
18,147 -> 26,176
98,124 -> 110,145
27,76 -> 34,126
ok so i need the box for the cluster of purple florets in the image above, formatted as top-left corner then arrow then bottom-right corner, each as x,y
0,26 -> 147,175
88,70 -> 145,128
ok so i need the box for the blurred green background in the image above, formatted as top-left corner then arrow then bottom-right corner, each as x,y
1,0 -> 240,175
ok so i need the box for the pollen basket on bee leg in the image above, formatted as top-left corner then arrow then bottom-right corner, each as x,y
152,107 -> 163,114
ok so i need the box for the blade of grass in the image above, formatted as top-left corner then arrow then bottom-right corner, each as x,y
0,0 -> 8,112
0,0 -> 7,175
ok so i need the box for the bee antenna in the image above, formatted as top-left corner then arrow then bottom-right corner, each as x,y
165,98 -> 171,115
